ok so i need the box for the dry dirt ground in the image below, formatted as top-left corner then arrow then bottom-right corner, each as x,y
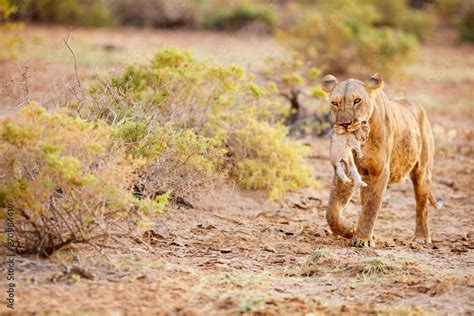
0,25 -> 473,315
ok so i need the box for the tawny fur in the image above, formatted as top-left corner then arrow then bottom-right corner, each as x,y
321,73 -> 441,247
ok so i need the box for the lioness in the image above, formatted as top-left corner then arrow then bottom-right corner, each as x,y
321,73 -> 441,247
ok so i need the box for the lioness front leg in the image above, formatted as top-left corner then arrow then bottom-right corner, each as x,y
350,168 -> 389,247
326,175 -> 356,239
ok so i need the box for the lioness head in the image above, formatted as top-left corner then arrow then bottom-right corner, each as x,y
321,73 -> 384,132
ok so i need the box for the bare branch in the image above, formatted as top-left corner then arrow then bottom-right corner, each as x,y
63,33 -> 81,89
4,63 -> 31,110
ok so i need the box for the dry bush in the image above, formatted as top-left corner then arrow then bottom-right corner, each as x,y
346,257 -> 394,278
76,49 -> 315,200
0,104 -> 166,256
301,249 -> 339,277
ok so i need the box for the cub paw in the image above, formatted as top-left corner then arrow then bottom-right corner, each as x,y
350,237 -> 376,248
358,181 -> 367,187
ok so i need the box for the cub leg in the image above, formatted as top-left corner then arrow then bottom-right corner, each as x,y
347,154 -> 367,187
410,163 -> 432,244
348,134 -> 363,158
335,161 -> 352,184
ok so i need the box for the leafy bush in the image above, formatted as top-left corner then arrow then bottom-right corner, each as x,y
0,105 -> 166,256
222,118 -> 314,200
17,0 -> 113,26
363,0 -> 435,41
0,0 -> 22,60
202,2 -> 277,32
459,7 -> 474,42
434,0 -> 464,23
78,49 -> 315,199
276,1 -> 420,77
109,0 -> 194,27
261,54 -> 332,136
116,121 -> 226,201
433,0 -> 474,42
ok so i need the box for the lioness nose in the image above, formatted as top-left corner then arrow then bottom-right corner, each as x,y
338,121 -> 352,129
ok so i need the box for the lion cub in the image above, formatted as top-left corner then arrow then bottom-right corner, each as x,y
330,123 -> 369,187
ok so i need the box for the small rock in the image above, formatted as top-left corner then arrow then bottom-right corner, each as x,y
451,247 -> 468,253
264,246 -> 276,253
410,243 -> 422,250
439,179 -> 455,188
312,228 -> 327,237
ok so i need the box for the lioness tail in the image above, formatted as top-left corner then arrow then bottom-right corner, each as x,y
429,191 -> 444,209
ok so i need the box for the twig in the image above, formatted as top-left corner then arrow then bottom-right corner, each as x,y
5,63 -> 31,109
62,32 -> 88,108
63,33 -> 81,89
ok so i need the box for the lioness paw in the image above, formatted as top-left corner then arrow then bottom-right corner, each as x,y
411,236 -> 431,245
350,237 -> 376,248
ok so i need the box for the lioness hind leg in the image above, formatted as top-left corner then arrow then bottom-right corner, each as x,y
410,164 -> 432,244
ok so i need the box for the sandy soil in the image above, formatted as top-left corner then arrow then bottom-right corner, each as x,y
0,25 -> 473,315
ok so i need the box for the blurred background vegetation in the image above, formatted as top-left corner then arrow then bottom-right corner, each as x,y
1,0 -> 473,71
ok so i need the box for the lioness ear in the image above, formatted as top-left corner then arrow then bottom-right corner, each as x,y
364,73 -> 384,93
321,75 -> 338,93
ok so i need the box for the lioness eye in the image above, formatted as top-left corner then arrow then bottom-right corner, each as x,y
331,101 -> 338,106
354,98 -> 362,104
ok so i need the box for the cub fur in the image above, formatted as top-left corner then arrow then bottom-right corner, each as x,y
330,124 -> 369,187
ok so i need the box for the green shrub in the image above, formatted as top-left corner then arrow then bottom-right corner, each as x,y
0,104 -> 166,256
363,0 -> 435,41
434,0 -> 464,23
17,0 -> 113,26
224,118 -> 314,200
260,54 -> 332,136
116,121 -> 226,201
78,49 -> 315,200
433,0 -> 474,42
0,0 -> 22,60
202,2 -> 277,32
110,0 -> 194,27
276,1 -> 420,77
459,7 -> 474,42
